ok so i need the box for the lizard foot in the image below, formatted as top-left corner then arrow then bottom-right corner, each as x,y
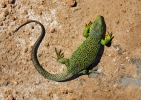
101,32 -> 114,45
83,21 -> 92,38
55,47 -> 64,60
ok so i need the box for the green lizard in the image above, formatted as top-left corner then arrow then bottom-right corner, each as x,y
14,15 -> 113,82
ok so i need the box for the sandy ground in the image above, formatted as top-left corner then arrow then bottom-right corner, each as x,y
0,0 -> 141,100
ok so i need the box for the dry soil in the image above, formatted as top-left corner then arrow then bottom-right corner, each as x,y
0,0 -> 141,100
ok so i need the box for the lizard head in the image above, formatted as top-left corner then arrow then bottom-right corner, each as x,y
89,15 -> 106,38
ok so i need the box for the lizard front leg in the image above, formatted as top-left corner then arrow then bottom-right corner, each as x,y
101,33 -> 114,45
83,21 -> 92,38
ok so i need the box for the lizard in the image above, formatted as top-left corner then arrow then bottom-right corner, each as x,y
13,15 -> 113,82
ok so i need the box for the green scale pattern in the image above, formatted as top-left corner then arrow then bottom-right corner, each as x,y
14,15 -> 113,82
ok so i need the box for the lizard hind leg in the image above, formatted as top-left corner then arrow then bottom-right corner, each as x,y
78,66 -> 99,75
55,48 -> 70,67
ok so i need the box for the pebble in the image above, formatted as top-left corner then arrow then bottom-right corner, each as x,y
2,81 -> 9,86
50,27 -> 55,33
6,95 -> 15,100
2,9 -> 9,17
89,73 -> 99,78
24,48 -> 28,53
8,0 -> 15,4
0,22 -> 3,26
38,54 -> 42,57
66,0 -> 77,7
0,2 -> 6,8
12,80 -> 18,85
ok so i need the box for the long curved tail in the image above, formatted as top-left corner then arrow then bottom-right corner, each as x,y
14,20 -> 73,81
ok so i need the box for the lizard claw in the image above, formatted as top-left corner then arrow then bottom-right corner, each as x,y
106,32 -> 114,39
55,47 -> 64,60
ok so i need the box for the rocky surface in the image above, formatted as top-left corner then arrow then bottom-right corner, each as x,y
0,0 -> 141,100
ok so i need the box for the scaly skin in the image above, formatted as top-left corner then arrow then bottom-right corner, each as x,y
14,16 -> 113,82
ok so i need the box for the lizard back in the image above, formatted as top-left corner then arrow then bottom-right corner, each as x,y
69,37 -> 101,74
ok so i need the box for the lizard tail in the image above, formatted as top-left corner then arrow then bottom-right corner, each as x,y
14,20 -> 73,82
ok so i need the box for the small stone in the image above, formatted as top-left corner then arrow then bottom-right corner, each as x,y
50,27 -> 55,33
66,0 -> 77,7
8,0 -> 15,4
126,29 -> 130,33
2,9 -> 9,17
12,80 -> 18,85
6,95 -> 15,100
129,21 -> 134,25
10,16 -> 16,21
35,80 -> 41,85
22,10 -> 28,15
115,21 -> 119,24
39,0 -> 45,5
66,95 -> 76,100
24,48 -> 28,53
0,2 -> 6,8
0,22 -> 3,26
8,30 -> 12,36
89,73 -> 99,78
38,54 -> 42,57
45,43 -> 50,47
2,81 -> 9,86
